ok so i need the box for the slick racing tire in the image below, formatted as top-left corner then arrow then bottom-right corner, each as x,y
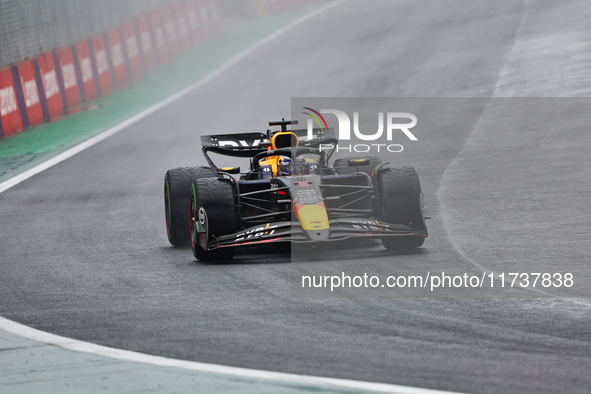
377,166 -> 427,250
190,178 -> 237,261
333,155 -> 382,177
164,166 -> 214,246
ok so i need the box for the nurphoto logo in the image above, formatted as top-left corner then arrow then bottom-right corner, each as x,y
303,107 -> 418,153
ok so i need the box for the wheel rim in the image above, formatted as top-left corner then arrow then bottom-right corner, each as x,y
164,178 -> 171,237
190,193 -> 195,249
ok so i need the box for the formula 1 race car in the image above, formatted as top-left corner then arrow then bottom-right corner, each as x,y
164,120 -> 428,261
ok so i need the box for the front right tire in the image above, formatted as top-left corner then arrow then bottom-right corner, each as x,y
376,166 -> 427,250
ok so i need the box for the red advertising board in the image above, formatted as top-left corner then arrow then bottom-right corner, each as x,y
122,21 -> 143,78
160,5 -> 182,57
91,35 -> 113,96
106,27 -> 128,88
76,40 -> 98,101
0,66 -> 23,137
184,0 -> 202,45
17,60 -> 43,127
57,47 -> 82,110
173,1 -> 193,50
149,9 -> 170,64
36,53 -> 64,119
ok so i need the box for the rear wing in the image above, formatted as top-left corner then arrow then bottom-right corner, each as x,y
200,132 -> 269,155
200,127 -> 336,153
200,128 -> 339,173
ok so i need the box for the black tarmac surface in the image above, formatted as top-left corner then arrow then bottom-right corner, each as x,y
1,1 -> 590,393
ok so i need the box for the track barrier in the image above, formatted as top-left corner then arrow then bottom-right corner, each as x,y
0,0 -> 326,141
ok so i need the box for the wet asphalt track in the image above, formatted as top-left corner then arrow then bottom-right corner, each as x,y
1,1 -> 591,393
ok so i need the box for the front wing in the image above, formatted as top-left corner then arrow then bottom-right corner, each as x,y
205,218 -> 427,250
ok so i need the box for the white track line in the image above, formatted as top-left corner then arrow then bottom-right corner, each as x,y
0,316 -> 456,393
0,2 -> 460,393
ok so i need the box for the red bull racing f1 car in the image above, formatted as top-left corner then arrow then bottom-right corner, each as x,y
164,120 -> 428,261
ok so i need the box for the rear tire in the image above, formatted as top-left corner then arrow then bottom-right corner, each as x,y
164,166 -> 214,246
190,178 -> 237,261
333,155 -> 382,177
376,166 -> 427,250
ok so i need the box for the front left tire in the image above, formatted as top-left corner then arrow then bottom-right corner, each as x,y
190,177 -> 237,261
164,166 -> 213,246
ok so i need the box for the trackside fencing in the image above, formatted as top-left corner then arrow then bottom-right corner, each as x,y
0,0 -> 325,139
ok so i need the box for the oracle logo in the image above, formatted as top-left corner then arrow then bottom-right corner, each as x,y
95,51 -> 109,75
62,64 -> 77,89
80,58 -> 93,82
165,23 -> 177,41
126,37 -> 139,59
177,18 -> 188,37
21,78 -> 39,107
188,13 -> 198,31
154,28 -> 166,48
218,139 -> 261,147
209,3 -> 218,20
43,70 -> 60,99
141,32 -> 152,52
111,43 -> 124,67
0,86 -> 18,116
199,7 -> 208,26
